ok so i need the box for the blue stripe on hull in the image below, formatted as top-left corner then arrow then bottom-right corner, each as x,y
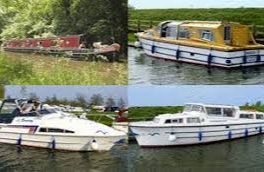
140,41 -> 264,67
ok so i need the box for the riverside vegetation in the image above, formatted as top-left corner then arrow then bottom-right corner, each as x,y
0,0 -> 127,85
129,102 -> 264,121
128,8 -> 264,42
0,52 -> 127,85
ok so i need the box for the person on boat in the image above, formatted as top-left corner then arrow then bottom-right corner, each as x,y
31,100 -> 41,112
79,42 -> 86,49
115,108 -> 128,122
21,102 -> 34,114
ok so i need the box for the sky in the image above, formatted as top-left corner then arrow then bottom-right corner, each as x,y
4,86 -> 128,105
128,85 -> 264,107
4,85 -> 264,107
129,0 -> 264,9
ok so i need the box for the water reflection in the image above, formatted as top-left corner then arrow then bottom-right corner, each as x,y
128,136 -> 264,172
0,144 -> 128,172
129,47 -> 264,85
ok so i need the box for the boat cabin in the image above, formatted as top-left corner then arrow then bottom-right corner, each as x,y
183,103 -> 239,118
0,99 -> 55,124
154,20 -> 257,47
153,114 -> 201,125
4,35 -> 86,49
239,110 -> 264,120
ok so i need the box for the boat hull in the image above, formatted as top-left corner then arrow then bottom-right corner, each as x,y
138,37 -> 264,68
0,131 -> 125,151
130,122 -> 264,147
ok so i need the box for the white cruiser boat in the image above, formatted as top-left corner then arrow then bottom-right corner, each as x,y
130,103 -> 264,147
0,99 -> 126,151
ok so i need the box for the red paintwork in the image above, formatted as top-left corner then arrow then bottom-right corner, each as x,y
5,35 -> 81,49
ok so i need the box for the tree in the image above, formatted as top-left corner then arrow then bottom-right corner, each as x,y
0,0 -> 127,59
118,97 -> 126,108
76,93 -> 87,108
90,94 -> 104,106
106,97 -> 116,108
28,92 -> 39,100
20,86 -> 28,98
256,101 -> 262,107
0,85 -> 4,99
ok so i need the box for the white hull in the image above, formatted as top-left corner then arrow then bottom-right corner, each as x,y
0,130 -> 125,151
112,122 -> 129,134
139,38 -> 264,68
131,122 -> 264,147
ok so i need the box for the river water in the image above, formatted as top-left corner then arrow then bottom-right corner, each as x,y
128,135 -> 264,172
129,47 -> 264,85
0,144 -> 128,172
2,135 -> 264,172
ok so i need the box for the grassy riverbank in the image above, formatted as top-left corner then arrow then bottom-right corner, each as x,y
0,52 -> 127,85
0,85 -> 4,99
128,8 -> 264,42
130,8 -> 264,25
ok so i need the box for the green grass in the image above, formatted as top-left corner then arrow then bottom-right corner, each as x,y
129,106 -> 183,121
130,8 -> 264,25
87,114 -> 114,126
129,8 -> 264,39
0,52 -> 127,85
128,32 -> 137,43
0,85 -> 4,99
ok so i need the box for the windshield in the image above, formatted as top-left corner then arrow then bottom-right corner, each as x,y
184,105 -> 204,113
206,107 -> 222,116
1,102 -> 17,114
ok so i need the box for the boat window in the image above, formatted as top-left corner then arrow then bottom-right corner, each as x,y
187,118 -> 200,123
39,128 -> 74,133
184,105 -> 192,112
65,130 -> 74,133
165,119 -> 172,124
201,30 -> 213,41
39,128 -> 47,132
192,105 -> 205,113
206,107 -> 222,116
0,102 -> 17,114
184,105 -> 204,113
166,27 -> 177,39
223,108 -> 235,117
161,26 -> 168,37
224,26 -> 231,41
48,128 -> 64,133
240,114 -> 254,119
179,28 -> 189,38
256,114 -> 264,119
172,118 -> 183,123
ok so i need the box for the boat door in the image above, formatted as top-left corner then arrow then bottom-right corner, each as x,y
224,25 -> 231,45
0,99 -> 19,123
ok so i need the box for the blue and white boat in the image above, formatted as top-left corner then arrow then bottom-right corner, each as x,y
130,103 -> 264,147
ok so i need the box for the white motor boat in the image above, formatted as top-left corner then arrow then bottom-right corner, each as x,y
0,99 -> 126,151
130,103 -> 264,147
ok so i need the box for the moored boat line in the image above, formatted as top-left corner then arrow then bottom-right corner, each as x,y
2,35 -> 120,60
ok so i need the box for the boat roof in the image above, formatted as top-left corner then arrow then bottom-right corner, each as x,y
239,110 -> 264,114
181,22 -> 222,29
160,20 -> 239,29
185,103 -> 237,108
156,113 -> 200,119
